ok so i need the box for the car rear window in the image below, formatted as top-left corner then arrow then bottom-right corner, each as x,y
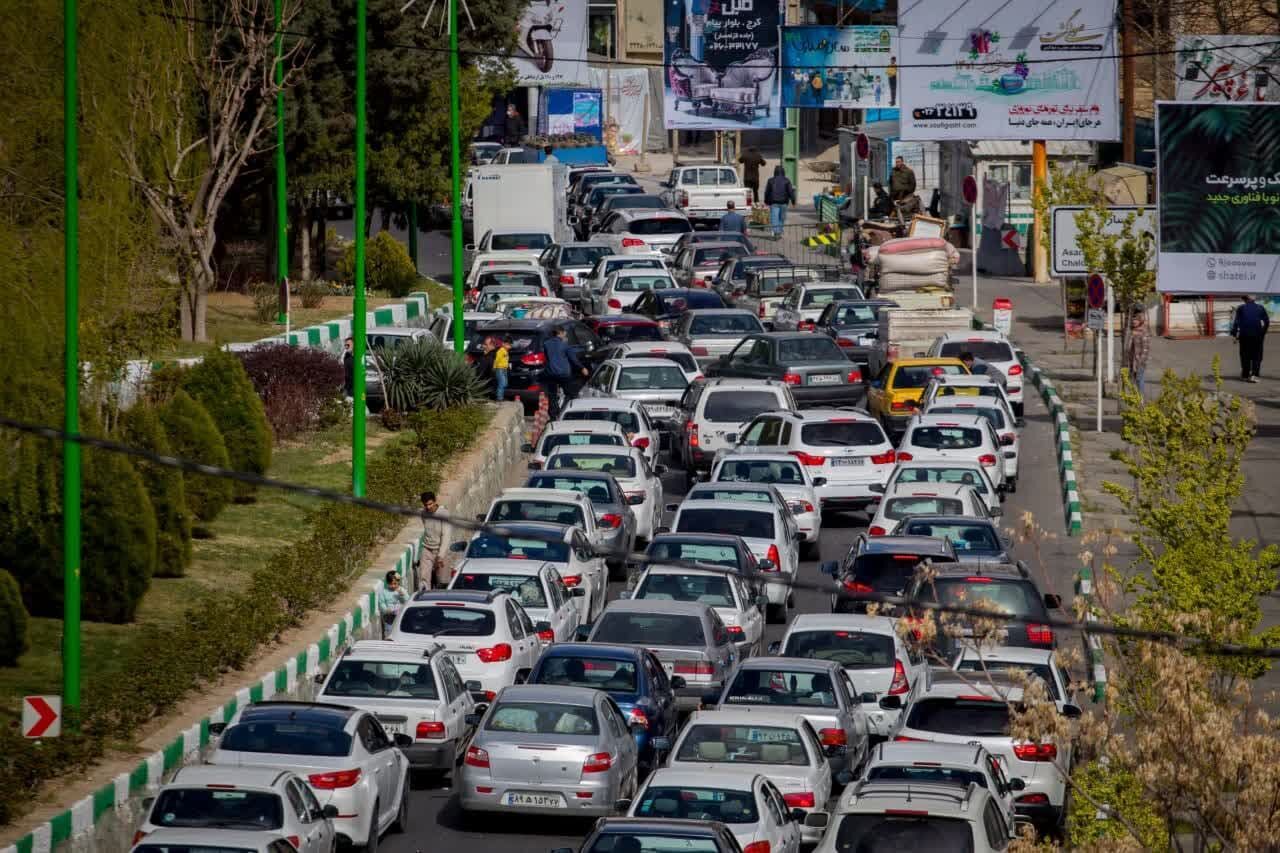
929,405 -> 1007,431
702,389 -> 784,423
525,477 -> 615,505
617,365 -> 689,390
677,508 -> 775,540
604,258 -> 664,275
634,786 -> 758,824
939,340 -> 1014,362
834,813 -> 976,851
609,196 -> 665,210
934,385 -> 1004,402
478,271 -> 542,289
800,421 -> 886,447
893,466 -> 991,496
900,521 -> 1001,554
490,499 -> 588,527
646,541 -> 741,568
547,452 -> 637,478
693,246 -> 747,265
676,725 -> 809,765
849,554 -> 928,592
905,697 -> 1010,736
894,364 -> 967,388
399,605 -> 496,638
220,721 -> 353,757
540,432 -> 626,454
614,275 -> 674,292
587,837 -> 718,853
688,313 -> 761,334
590,186 -> 642,205
831,304 -> 882,324
490,233 -> 550,250
868,765 -> 988,788
883,496 -> 965,520
452,572 -> 547,609
778,338 -> 844,362
716,459 -> 804,485
324,659 -> 439,699
464,532 -> 570,563
597,323 -> 663,343
592,612 -> 707,647
724,668 -> 838,708
932,579 -> 1046,620
634,573 -> 734,607
486,701 -> 599,735
629,217 -> 692,236
561,246 -> 611,266
626,351 -> 699,373
954,660 -> 1061,700
151,788 -> 284,830
559,409 -> 642,433
783,629 -> 897,668
802,287 -> 862,307
536,656 -> 638,692
909,427 -> 983,450
687,488 -> 773,504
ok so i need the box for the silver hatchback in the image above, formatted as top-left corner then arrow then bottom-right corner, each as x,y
458,684 -> 641,817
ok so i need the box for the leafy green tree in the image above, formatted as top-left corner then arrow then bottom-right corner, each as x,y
0,569 -> 30,666
120,403 -> 194,577
335,230 -> 418,295
161,390 -> 235,521
181,350 -> 274,500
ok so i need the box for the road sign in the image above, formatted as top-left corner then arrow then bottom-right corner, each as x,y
1049,205 -> 1156,277
855,133 -> 869,160
1087,273 -> 1106,309
1002,229 -> 1021,251
1087,308 -> 1106,331
962,175 -> 978,206
22,696 -> 61,738
855,158 -> 869,177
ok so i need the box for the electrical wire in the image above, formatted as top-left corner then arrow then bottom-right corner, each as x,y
5,412 -> 1279,660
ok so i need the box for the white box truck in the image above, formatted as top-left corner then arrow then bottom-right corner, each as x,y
469,163 -> 571,246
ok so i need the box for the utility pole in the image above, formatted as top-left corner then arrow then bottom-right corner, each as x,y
1122,0 -> 1136,163
1032,140 -> 1049,283
448,0 -> 465,354
274,0 -> 287,326
782,0 -> 800,186
352,0 -> 368,496
63,0 -> 82,719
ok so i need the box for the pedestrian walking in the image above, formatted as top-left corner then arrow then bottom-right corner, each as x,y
493,336 -> 512,401
377,570 -> 409,637
886,57 -> 897,105
763,165 -> 796,238
738,146 -> 765,200
719,200 -> 746,235
1231,294 -> 1270,382
342,336 -> 355,399
418,491 -> 452,588
504,104 -> 525,147
846,221 -> 867,286
1126,310 -> 1151,396
542,325 -> 589,418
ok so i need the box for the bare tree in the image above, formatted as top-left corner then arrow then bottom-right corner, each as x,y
119,0 -> 305,342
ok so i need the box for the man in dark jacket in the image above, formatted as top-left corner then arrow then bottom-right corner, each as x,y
1231,294 -> 1270,382
890,156 -> 917,202
763,165 -> 795,238
542,326 -> 589,417
504,104 -> 525,147
342,337 -> 355,398
738,147 -> 766,199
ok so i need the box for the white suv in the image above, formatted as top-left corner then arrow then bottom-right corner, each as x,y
922,396 -> 1021,493
927,331 -> 1025,416
672,378 -> 799,487
815,780 -> 1014,852
896,412 -> 1009,492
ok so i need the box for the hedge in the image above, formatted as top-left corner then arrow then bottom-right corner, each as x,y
120,403 -> 193,577
160,390 -> 233,522
181,349 -> 273,500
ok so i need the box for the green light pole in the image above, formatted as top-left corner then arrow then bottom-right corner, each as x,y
63,0 -> 82,717
448,0 -> 465,353
274,0 -> 288,328
352,0 -> 368,496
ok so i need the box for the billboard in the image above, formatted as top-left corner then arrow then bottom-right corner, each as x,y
897,0 -> 1119,140
781,26 -> 899,110
1050,205 -> 1156,277
1156,102 -> 1280,294
514,0 -> 590,86
1175,36 -> 1280,103
662,0 -> 784,130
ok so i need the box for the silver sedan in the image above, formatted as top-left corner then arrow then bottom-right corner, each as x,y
672,309 -> 766,367
458,684 -> 641,817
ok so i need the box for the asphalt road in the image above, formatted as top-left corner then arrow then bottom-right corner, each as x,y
379,383 -> 1077,853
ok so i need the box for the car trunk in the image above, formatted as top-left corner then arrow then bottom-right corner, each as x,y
645,645 -> 716,685
790,363 -> 855,388
487,736 -> 598,785
349,698 -> 441,739
615,390 -> 683,420
687,334 -> 748,360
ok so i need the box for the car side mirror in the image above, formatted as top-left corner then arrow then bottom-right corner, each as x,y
322,804 -> 340,819
878,695 -> 902,711
1008,777 -> 1027,792
450,541 -> 467,553
521,443 -> 535,453
208,722 -> 227,736
819,560 -> 838,577
669,675 -> 686,689
768,641 -> 781,655
464,243 -> 476,252
574,623 -> 593,641
988,506 -> 1003,518
834,771 -> 853,787
571,587 -> 586,598
614,797 -> 633,812
868,483 -> 885,493
1061,703 -> 1083,719
755,594 -> 768,609
656,464 -> 668,475
664,502 -> 680,513
1043,593 -> 1063,610
514,668 -> 531,685
656,525 -> 670,534
812,477 -> 827,487
724,433 -> 738,443
393,733 -> 414,748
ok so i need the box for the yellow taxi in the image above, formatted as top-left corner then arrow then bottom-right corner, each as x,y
866,357 -> 970,438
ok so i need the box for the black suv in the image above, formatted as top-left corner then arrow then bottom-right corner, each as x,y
464,317 -> 605,410
821,534 -> 958,614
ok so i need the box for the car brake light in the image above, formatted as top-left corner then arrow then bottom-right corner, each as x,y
888,659 -> 910,695
476,642 -> 513,663
416,721 -> 445,739
884,808 -> 930,816
627,708 -> 649,727
836,337 -> 855,348
890,400 -> 915,411
868,525 -> 887,536
894,735 -> 925,742
1026,623 -> 1054,645
559,275 -> 574,285
790,450 -> 825,466
964,576 -> 994,582
1017,792 -> 1050,805
521,352 -> 547,367
465,746 -> 490,768
843,580 -> 873,594
895,451 -> 913,461
766,544 -> 781,566
537,628 -> 555,641
600,513 -> 623,529
797,321 -> 815,331
692,278 -> 706,288
690,345 -> 709,356
847,368 -> 862,383
1013,742 -> 1058,762
783,792 -> 816,809
633,436 -> 651,449
688,421 -> 699,448
561,573 -> 582,587
621,237 -> 645,247
788,500 -> 815,514
870,450 -> 896,465
758,303 -> 767,318
1001,433 -> 1016,446
743,843 -> 771,853
782,372 -> 802,385
132,832 -> 147,846
979,453 -> 998,466
674,661 -> 714,675
819,728 -> 847,746
726,625 -> 744,637
539,287 -> 549,296
608,298 -> 623,309
308,769 -> 362,789
1008,364 -> 1023,375
583,752 -> 614,773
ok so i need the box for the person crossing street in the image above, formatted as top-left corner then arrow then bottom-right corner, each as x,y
1232,294 -> 1270,382
763,165 -> 796,238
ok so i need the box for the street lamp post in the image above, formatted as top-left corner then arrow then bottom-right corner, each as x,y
63,0 -> 82,719
352,0 -> 368,496
274,0 -> 288,329
449,0 -> 465,353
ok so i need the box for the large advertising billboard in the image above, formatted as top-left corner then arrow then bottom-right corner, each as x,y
662,0 -> 784,130
781,26 -> 899,110
514,0 -> 590,86
1174,36 -> 1280,103
1156,102 -> 1280,294
897,0 -> 1119,141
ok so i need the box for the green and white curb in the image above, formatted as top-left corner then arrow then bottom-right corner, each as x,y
1075,566 -> 1108,703
1,540 -> 421,853
1019,353 -> 1083,536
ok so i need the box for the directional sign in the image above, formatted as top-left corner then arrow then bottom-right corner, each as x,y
1087,273 -> 1106,309
855,133 -> 869,160
1002,229 -> 1021,251
1049,205 -> 1156,277
22,695 -> 61,738
962,175 -> 978,206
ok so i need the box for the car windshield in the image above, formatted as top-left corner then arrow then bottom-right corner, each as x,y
452,572 -> 547,609
541,433 -> 626,454
893,466 -> 991,496
802,287 -> 862,307
688,314 -> 762,334
465,533 -> 570,562
561,246 -> 611,266
633,786 -> 759,824
324,659 -> 439,699
716,459 -> 805,486
399,605 -> 496,637
667,292 -> 726,310
461,320 -> 492,340
527,475 -> 615,506
883,497 -> 965,520
831,304 -> 882,325
724,668 -> 838,709
910,427 -> 983,450
486,701 -> 599,735
905,697 -> 1011,736
939,340 -> 1015,362
592,612 -> 706,647
834,813 -> 976,851
588,836 -> 718,853
932,579 -> 1045,619
614,275 -> 674,292
548,452 -> 637,478
894,364 -> 968,388
490,233 -> 550,251
647,541 -> 741,568
954,660 -> 1061,701
929,406 -> 1007,431
778,338 -> 844,362
150,788 -> 284,830
617,365 -> 689,390
559,409 -> 642,433
800,421 -> 886,447
627,350 -> 699,373
688,488 -> 773,505
693,246 -> 747,265
220,721 -> 353,757
598,323 -> 663,343
677,508 -> 775,540
901,521 -> 1001,555
676,725 -> 809,765
536,656 -> 638,692
634,573 -> 734,607
629,217 -> 692,236
703,390 -> 783,423
783,629 -> 897,668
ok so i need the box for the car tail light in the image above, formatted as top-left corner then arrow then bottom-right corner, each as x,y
847,368 -> 862,383
979,453 -> 998,467
692,278 -> 706,288
468,289 -> 479,301
843,580 -> 873,594
583,752 -> 614,773
465,746 -> 490,768
476,642 -> 513,663
1013,743 -> 1058,762
132,832 -> 147,846
895,451 -> 913,461
870,450 -> 896,465
890,400 -> 915,411
678,190 -> 689,207
600,513 -> 623,529
416,721 -> 446,739
633,436 -> 651,449
888,659 -> 910,695
758,303 -> 768,318
790,450 -> 825,466
674,661 -> 714,675
521,352 -> 547,367
539,287 -> 549,296
894,735 -> 926,742
622,237 -> 646,248
688,421 -> 699,448
868,525 -> 887,536
788,500 -> 815,514
782,372 -> 802,385
1000,433 -> 1016,446
783,792 -> 816,809
1009,364 -> 1023,376
560,274 -> 575,285
1026,623 -> 1054,645
819,728 -> 847,747
308,769 -> 362,789
743,843 -> 771,853
1017,792 -> 1050,805
690,345 -> 709,356
766,544 -> 781,566
627,708 -> 649,727
797,320 -> 815,331
556,575 -> 581,591
608,298 -> 623,309
537,628 -> 555,641
836,337 -> 855,348
726,625 -> 744,637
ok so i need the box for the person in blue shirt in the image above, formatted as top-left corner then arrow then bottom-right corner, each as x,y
1231,294 -> 1270,382
719,200 -> 746,234
542,326 -> 589,417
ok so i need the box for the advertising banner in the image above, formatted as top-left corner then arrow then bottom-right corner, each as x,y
662,0 -> 784,130
589,67 -> 651,155
897,0 -> 1119,141
781,26 -> 899,110
624,0 -> 665,56
1175,36 -> 1280,103
1156,101 -> 1280,293
514,0 -> 590,86
1050,205 -> 1156,277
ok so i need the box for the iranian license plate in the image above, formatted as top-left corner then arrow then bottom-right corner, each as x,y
379,722 -> 404,736
504,792 -> 567,808
646,405 -> 674,418
448,653 -> 470,666
809,374 -> 840,385
833,457 -> 865,466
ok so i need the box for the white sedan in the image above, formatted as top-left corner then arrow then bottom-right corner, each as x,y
922,396 -> 1021,492
449,559 -> 583,643
626,564 -> 765,659
708,452 -> 824,556
629,768 -> 803,853
591,268 -> 678,315
545,446 -> 665,543
896,412 -> 1009,493
557,397 -> 662,468
866,481 -> 995,537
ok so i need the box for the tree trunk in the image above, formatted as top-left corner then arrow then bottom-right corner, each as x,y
317,208 -> 328,275
299,207 -> 312,281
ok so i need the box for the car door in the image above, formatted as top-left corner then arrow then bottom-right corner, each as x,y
506,600 -> 539,667
762,780 -> 801,853
284,779 -> 327,853
642,652 -> 678,738
720,338 -> 758,378
358,715 -> 399,828
548,568 -> 580,640
774,289 -> 802,331
435,657 -> 468,743
734,576 -> 763,652
866,362 -> 893,419
832,670 -> 869,768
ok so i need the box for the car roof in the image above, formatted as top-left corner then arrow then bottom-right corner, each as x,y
955,644 -> 1056,665
735,655 -> 842,673
858,535 -> 957,555
562,397 -> 645,411
771,407 -> 877,423
543,420 -> 627,435
366,326 -> 425,336
939,330 -> 1011,343
688,482 -> 778,494
497,684 -> 602,705
932,374 -> 1000,386
697,377 -> 787,390
559,240 -> 612,247
132,828 -> 288,846
606,357 -> 689,369
884,481 -> 974,498
487,227 -> 552,235
640,564 -> 731,579
410,589 -> 509,605
529,469 -> 619,484
610,267 -> 675,277
786,613 -> 900,635
717,451 -> 804,465
868,740 -> 989,768
643,767 -> 766,790
910,413 -> 990,429
840,780 -> 986,816
473,319 -> 559,332
497,487 -> 594,504
611,341 -> 695,354
168,765 -> 295,788
595,818 -> 725,837
649,532 -> 748,549
688,241 -> 745,251
602,599 -> 712,617
462,311 -> 503,321
339,639 -> 451,663
919,669 -> 1024,701
683,308 -> 756,317
592,313 -> 659,325
930,561 -> 1031,581
799,281 -> 862,290
471,520 -> 573,538
619,209 -> 691,222
896,515 -> 997,527
455,558 -> 553,576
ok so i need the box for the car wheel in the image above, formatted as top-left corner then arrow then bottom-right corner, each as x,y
391,779 -> 409,833
363,802 -> 380,852
1007,477 -> 1017,494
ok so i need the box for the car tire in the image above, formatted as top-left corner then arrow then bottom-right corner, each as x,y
363,802 -> 380,852
391,780 -> 409,834
1007,477 -> 1017,494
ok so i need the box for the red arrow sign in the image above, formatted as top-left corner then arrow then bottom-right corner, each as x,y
1002,229 -> 1021,250
23,695 -> 61,738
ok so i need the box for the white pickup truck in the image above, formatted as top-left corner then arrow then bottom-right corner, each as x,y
658,163 -> 753,228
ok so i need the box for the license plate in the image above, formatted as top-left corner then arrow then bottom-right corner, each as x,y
448,653 -> 470,666
809,374 -> 840,385
504,792 -> 567,808
380,723 -> 404,736
646,405 -> 674,418
833,457 -> 865,466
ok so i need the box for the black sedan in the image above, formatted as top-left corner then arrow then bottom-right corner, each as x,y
704,332 -> 866,407
629,288 -> 727,334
